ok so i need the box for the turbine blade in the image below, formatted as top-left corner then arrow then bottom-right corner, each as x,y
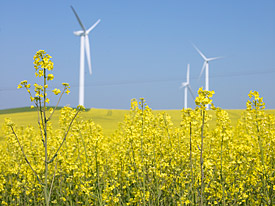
84,35 -> 92,75
199,62 -> 206,80
208,56 -> 223,61
87,19 -> 101,34
192,44 -> 207,61
188,85 -> 196,100
71,6 -> 86,32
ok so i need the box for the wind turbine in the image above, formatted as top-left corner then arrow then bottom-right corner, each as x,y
71,6 -> 101,106
180,64 -> 195,109
193,44 -> 222,109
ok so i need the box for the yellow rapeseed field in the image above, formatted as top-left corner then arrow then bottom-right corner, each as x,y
3,108 -> 275,139
0,51 -> 274,205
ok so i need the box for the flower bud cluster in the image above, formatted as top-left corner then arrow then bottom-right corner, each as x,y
246,90 -> 265,111
195,87 -> 215,110
33,50 -> 54,72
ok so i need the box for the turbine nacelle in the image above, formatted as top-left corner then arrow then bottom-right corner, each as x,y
205,56 -> 223,62
73,19 -> 101,37
180,82 -> 195,99
193,44 -> 222,81
73,30 -> 85,36
193,44 -> 223,109
193,43 -> 222,63
180,64 -> 195,109
180,82 -> 189,88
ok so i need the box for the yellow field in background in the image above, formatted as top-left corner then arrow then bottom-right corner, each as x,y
1,108 -> 274,139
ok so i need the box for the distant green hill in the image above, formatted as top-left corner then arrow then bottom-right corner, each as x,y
0,107 -> 35,114
0,106 -> 94,115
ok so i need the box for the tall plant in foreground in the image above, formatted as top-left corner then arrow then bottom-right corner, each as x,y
246,90 -> 270,204
7,50 -> 84,206
214,107 -> 232,205
194,87 -> 215,206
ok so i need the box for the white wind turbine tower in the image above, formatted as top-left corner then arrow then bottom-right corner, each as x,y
193,44 -> 222,109
71,6 -> 101,106
180,64 -> 195,109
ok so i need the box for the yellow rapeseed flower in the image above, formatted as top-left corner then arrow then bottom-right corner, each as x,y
49,108 -> 54,114
77,105 -> 85,111
62,83 -> 69,87
47,74 -> 54,81
52,88 -> 61,95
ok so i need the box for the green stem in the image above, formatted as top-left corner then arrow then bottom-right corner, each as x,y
140,99 -> 146,206
95,138 -> 103,205
47,110 -> 80,164
43,68 -> 49,206
48,161 -> 58,204
200,110 -> 205,206
255,106 -> 268,203
221,129 -> 225,206
189,121 -> 194,205
47,86 -> 67,121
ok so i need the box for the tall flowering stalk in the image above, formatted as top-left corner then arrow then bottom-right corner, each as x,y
215,108 -> 232,205
246,90 -> 270,204
10,50 -> 84,206
181,107 -> 200,204
195,87 -> 215,206
138,98 -> 147,205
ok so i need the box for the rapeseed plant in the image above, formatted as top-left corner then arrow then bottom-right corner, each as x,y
4,50 -> 84,206
195,87 -> 215,205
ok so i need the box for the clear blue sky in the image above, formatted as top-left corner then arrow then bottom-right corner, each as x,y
1,0 -> 274,110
